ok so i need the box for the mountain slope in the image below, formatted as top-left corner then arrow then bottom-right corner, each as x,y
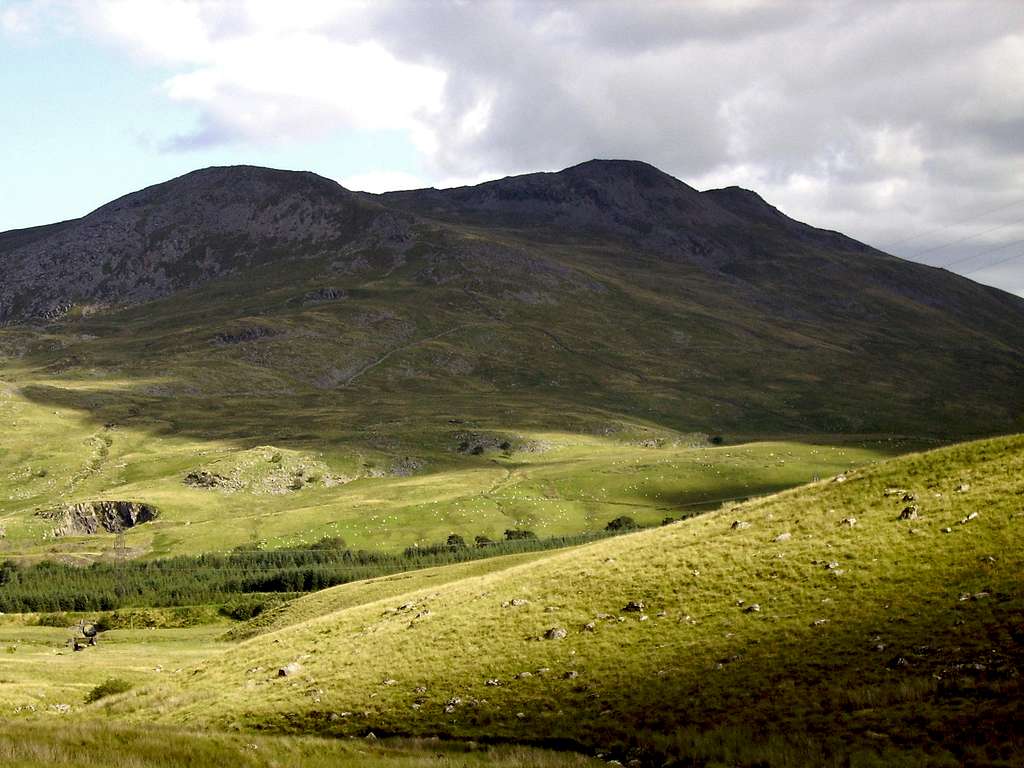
0,160 -> 1022,560
0,166 -> 390,323
114,435 -> 1024,766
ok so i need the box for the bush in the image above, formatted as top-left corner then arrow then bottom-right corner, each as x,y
446,534 -> 467,549
84,677 -> 132,704
504,529 -> 537,541
605,515 -> 638,531
219,598 -> 275,622
710,435 -> 724,445
0,560 -> 17,586
474,535 -> 495,547
310,536 -> 347,550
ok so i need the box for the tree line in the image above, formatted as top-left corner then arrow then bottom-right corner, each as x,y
0,528 -> 619,613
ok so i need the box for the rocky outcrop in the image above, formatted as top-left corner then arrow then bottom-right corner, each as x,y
0,166 -> 384,324
214,326 -> 277,345
301,287 -> 346,304
39,501 -> 159,536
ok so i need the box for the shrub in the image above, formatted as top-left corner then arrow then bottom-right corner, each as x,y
446,534 -> 467,549
219,598 -> 273,622
474,535 -> 495,547
310,536 -> 347,550
606,515 -> 638,531
0,560 -> 17,586
504,529 -> 537,541
84,678 -> 132,704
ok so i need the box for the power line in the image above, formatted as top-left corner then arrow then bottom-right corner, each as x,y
962,249 -> 1024,276
882,196 -> 1024,249
909,212 -> 1024,258
939,237 -> 1024,270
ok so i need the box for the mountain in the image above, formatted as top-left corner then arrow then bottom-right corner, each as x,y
0,166 -> 391,323
0,159 -> 1022,559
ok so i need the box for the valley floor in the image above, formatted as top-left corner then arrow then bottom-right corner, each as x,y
0,435 -> 1021,766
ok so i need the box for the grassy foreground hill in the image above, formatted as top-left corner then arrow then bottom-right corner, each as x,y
71,434 -> 1021,767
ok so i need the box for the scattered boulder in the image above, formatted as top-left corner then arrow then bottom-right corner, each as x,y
956,483 -> 971,493
582,622 -> 597,633
812,619 -> 829,626
899,506 -> 919,521
887,656 -> 909,670
902,492 -> 917,502
183,470 -> 228,489
444,697 -> 462,713
959,512 -> 979,525
563,670 -> 579,680
502,598 -> 529,608
277,662 -> 302,677
622,601 -> 645,612
832,473 -> 848,484
544,627 -> 567,640
839,517 -> 858,527
883,487 -> 908,497
772,532 -> 792,542
941,527 -> 953,533
743,604 -> 761,613
730,520 -> 750,530
485,678 -> 501,687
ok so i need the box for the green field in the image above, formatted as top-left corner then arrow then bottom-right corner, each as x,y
0,350 -> 921,559
1,436 -> 1019,766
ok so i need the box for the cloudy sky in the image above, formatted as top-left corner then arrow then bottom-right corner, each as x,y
2,0 -> 1023,295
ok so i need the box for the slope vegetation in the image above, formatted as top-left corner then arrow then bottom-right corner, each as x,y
0,160 -> 1021,560
112,435 -> 1024,766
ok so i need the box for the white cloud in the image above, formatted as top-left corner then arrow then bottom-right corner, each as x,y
339,170 -> 425,193
84,1 -> 445,149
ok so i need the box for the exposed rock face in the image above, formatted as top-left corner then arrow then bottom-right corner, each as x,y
39,501 -> 159,536
0,166 -> 385,323
379,160 -> 737,248
301,287 -> 346,304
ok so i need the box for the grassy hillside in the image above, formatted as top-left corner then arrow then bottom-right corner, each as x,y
102,434 -> 1024,766
0,723 -> 593,768
1,163 -> 1022,563
0,321 -> 912,559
